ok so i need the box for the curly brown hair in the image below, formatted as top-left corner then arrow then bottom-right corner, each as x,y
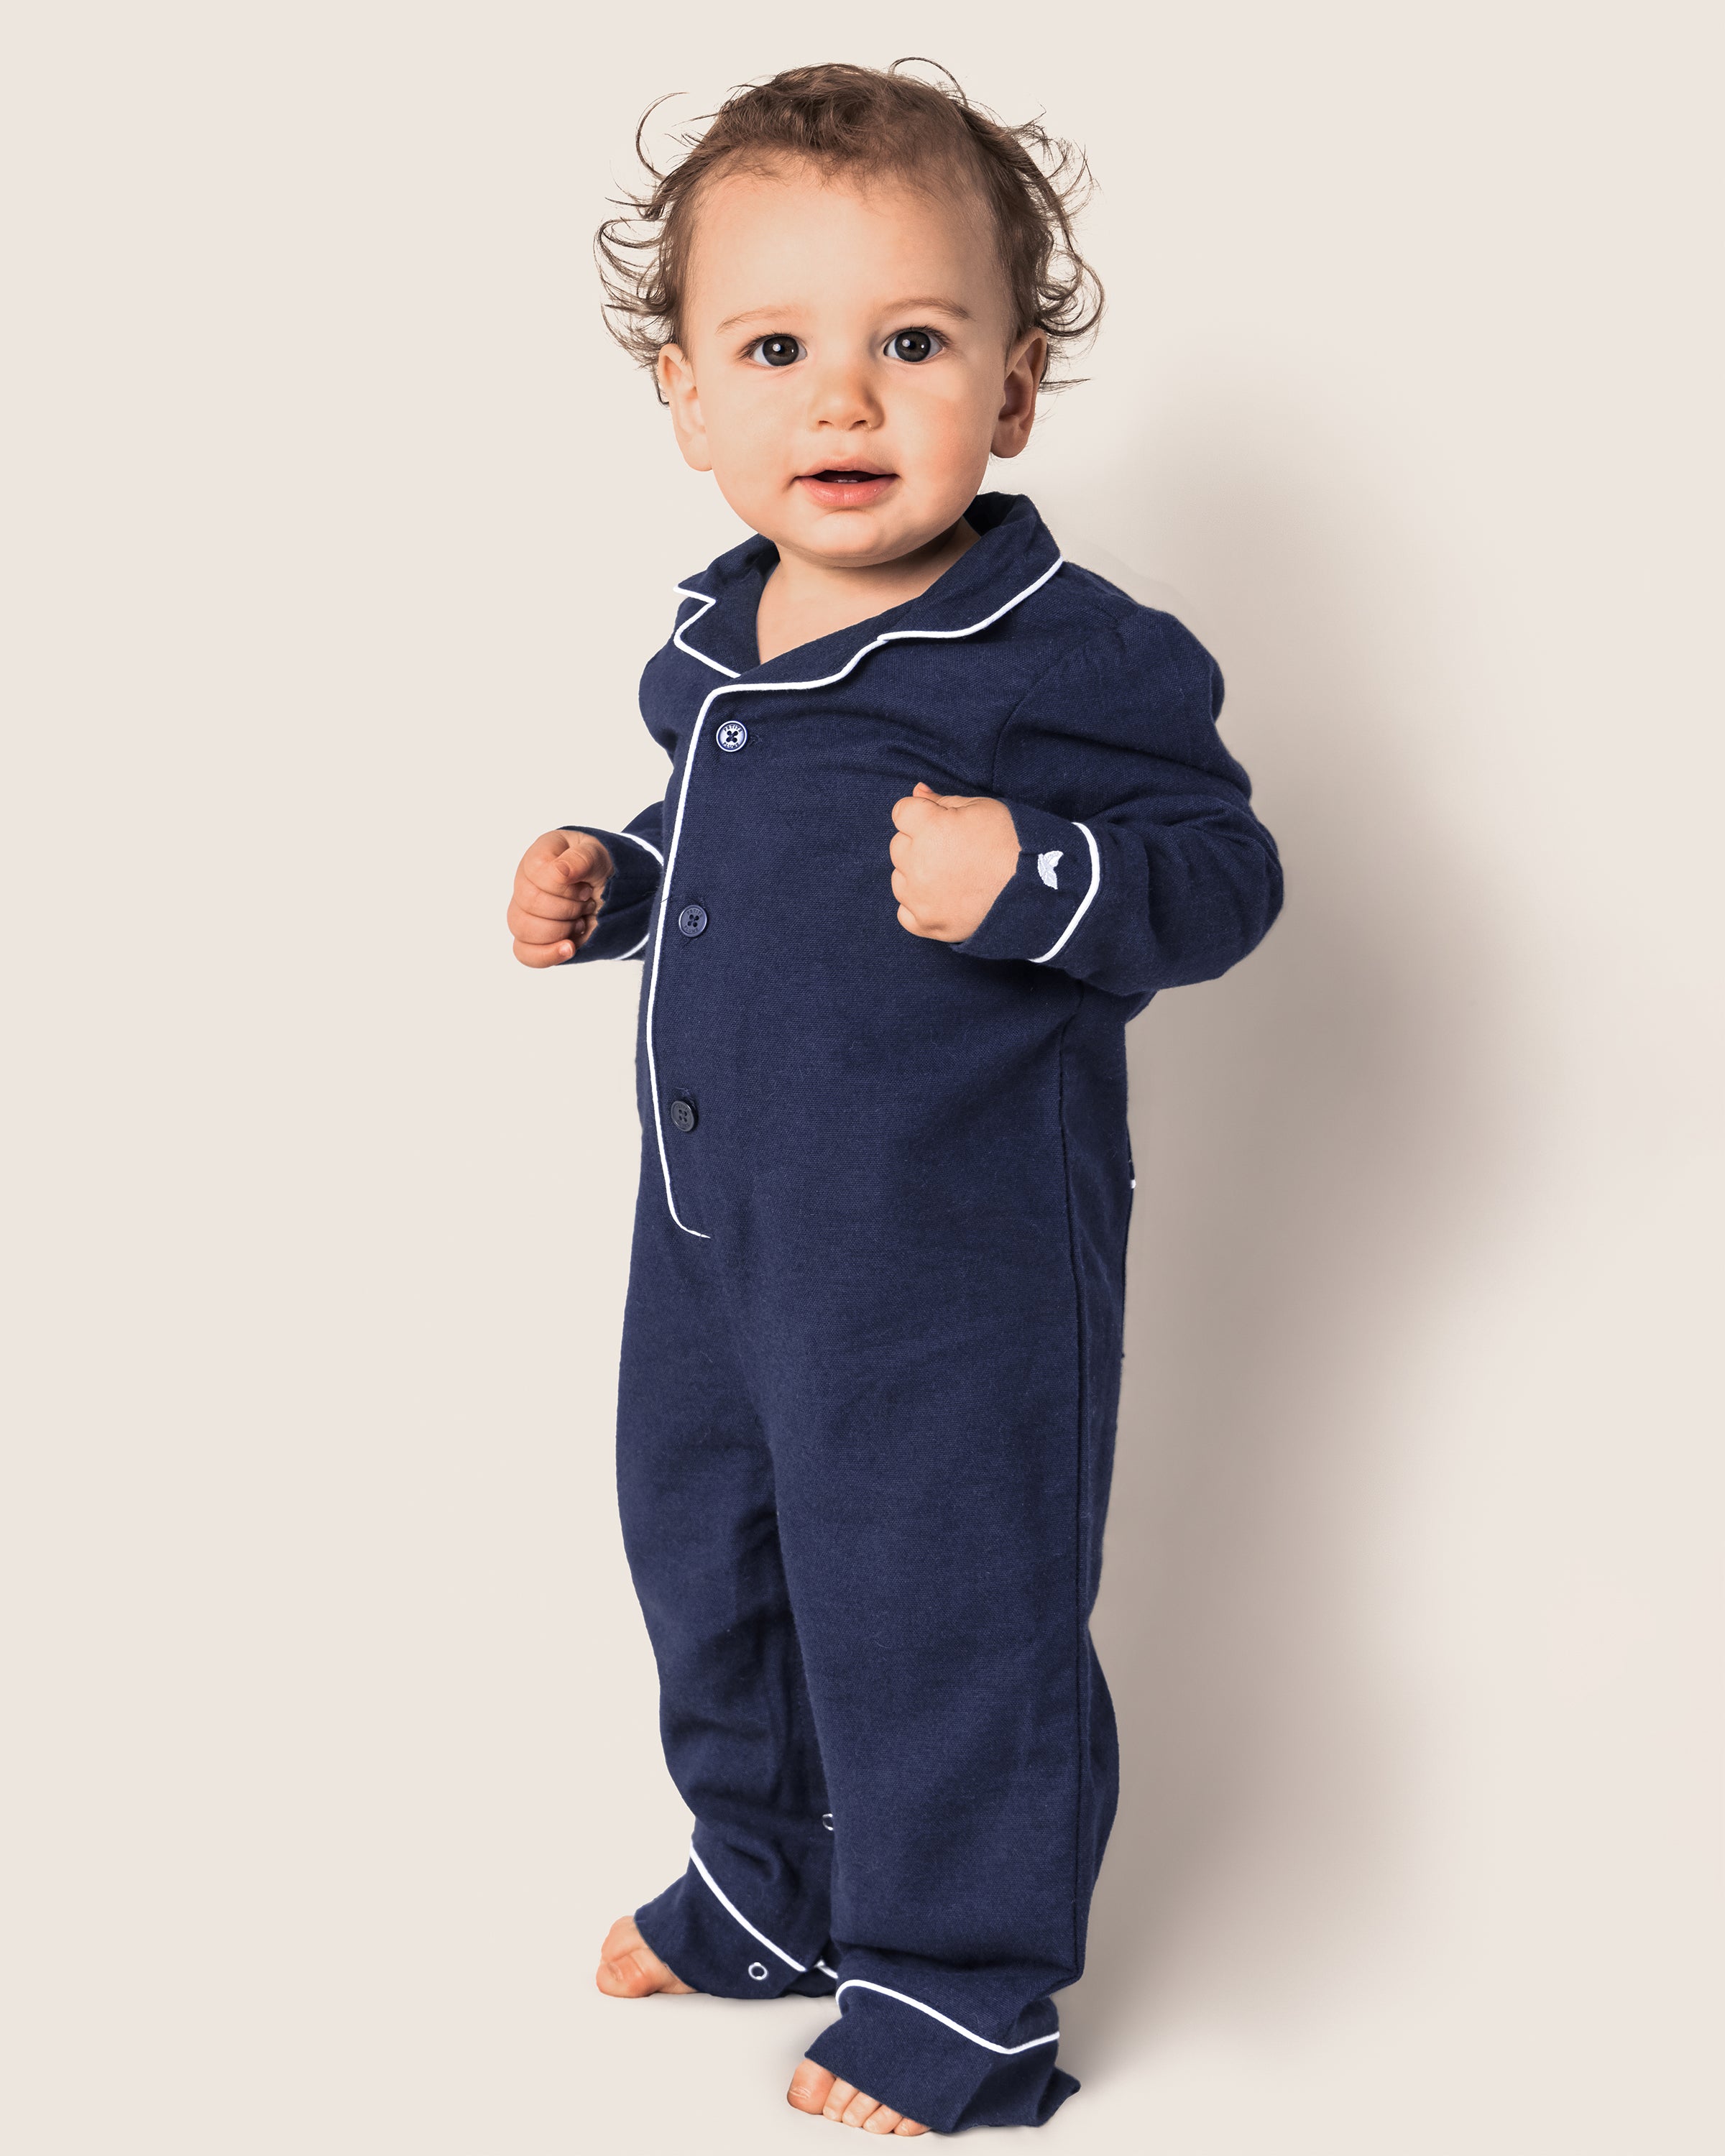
596,60 -> 1103,401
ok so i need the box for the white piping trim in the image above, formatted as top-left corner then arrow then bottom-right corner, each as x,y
687,1843 -> 806,1973
645,553 -> 1066,1236
814,1959 -> 838,1978
1031,819 -> 1100,964
672,587 -> 739,678
593,831 -> 662,962
834,1980 -> 1059,2055
643,705 -> 714,1237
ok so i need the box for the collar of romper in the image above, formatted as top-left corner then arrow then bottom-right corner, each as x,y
671,490 -> 1063,686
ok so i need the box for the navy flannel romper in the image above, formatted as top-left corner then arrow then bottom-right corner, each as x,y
563,492 -> 1282,2130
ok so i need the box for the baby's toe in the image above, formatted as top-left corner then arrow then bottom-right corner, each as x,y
823,2078 -> 860,2122
788,2060 -> 837,2115
862,2101 -> 904,2132
840,2090 -> 883,2128
599,1915 -> 638,1963
594,1947 -> 652,1997
593,1914 -> 692,1996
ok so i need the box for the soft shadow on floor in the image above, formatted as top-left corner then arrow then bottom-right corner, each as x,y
1059,438 -> 1514,2070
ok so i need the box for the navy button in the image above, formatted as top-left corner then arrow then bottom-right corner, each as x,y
715,719 -> 748,753
678,903 -> 708,937
669,1097 -> 696,1133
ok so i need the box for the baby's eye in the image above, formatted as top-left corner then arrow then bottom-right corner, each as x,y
885,328 -> 943,364
747,334 -> 805,368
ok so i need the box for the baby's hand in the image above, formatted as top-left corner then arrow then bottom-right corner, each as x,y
889,783 -> 1019,942
508,829 -> 615,967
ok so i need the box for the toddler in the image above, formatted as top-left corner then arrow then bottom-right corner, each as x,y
506,62 -> 1282,2135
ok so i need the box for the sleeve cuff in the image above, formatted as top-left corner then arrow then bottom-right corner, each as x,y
558,826 -> 663,962
951,800 -> 1103,969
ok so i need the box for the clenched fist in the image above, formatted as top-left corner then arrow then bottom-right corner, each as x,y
508,829 -> 615,967
890,783 -> 1020,941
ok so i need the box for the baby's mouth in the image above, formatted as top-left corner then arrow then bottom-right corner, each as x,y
797,466 -> 897,503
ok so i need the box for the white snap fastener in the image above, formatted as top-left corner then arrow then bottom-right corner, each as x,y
748,1961 -> 768,1981
716,719 -> 748,752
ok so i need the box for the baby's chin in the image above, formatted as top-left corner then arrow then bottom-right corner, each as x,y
762,492 -> 970,570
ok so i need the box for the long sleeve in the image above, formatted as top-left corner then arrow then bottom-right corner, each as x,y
952,609 -> 1282,1001
558,802 -> 664,962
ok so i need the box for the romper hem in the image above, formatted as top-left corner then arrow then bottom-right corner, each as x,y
635,1859 -> 837,2001
804,1996 -> 1080,2133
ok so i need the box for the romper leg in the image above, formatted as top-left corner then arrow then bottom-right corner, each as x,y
755,1259 -> 1122,2128
615,1194 -> 837,1999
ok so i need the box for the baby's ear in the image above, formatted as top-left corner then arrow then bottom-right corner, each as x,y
991,331 -> 1046,460
657,344 -> 713,472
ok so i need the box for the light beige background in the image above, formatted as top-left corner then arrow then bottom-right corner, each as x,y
3,4 -> 1719,2151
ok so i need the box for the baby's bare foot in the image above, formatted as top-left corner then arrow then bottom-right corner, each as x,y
594,1915 -> 696,1998
787,2058 -> 929,2134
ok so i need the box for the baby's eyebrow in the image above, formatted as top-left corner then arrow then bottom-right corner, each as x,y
714,305 -> 794,333
876,295 -> 975,321
714,295 -> 975,334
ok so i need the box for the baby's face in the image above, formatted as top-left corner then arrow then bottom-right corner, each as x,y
659,161 -> 1044,570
